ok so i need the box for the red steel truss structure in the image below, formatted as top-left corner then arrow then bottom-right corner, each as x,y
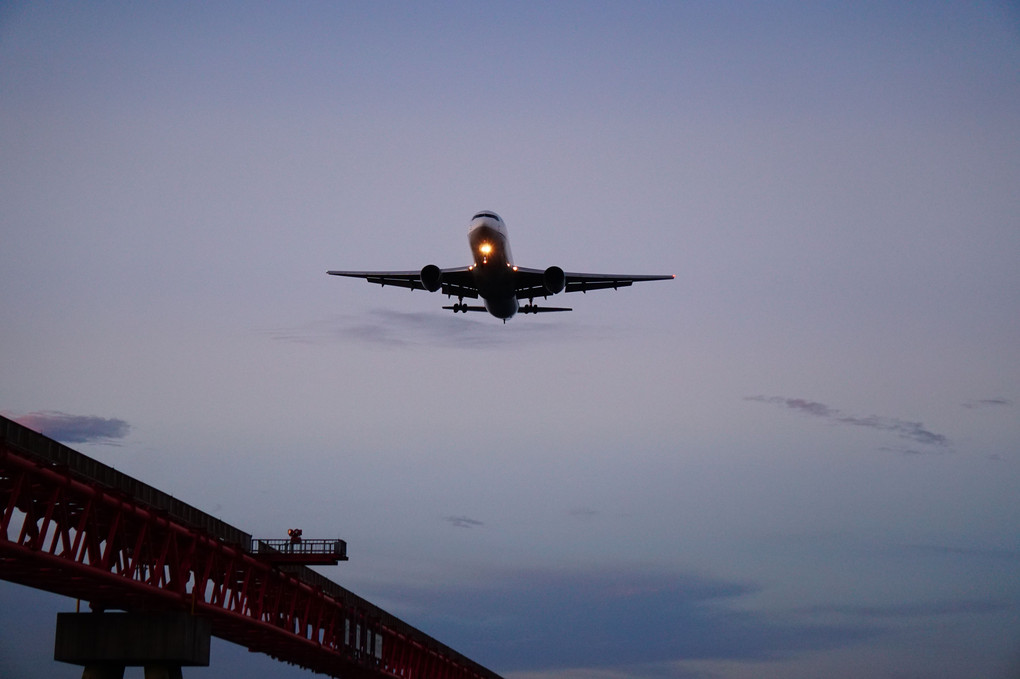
0,416 -> 502,679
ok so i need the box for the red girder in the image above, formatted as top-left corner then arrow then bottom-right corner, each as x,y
1,426 -> 502,679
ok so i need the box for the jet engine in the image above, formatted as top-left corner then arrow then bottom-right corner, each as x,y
420,264 -> 443,292
543,266 -> 566,295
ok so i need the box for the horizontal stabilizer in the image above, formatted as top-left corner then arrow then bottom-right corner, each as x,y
442,305 -> 488,313
519,305 -> 572,314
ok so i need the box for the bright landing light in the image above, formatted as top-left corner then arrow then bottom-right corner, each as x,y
479,243 -> 493,255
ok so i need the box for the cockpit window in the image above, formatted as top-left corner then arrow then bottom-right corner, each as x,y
473,211 -> 501,221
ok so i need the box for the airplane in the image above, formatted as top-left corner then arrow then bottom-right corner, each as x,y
327,211 -> 674,321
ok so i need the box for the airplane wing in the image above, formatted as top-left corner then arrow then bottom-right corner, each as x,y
512,267 -> 674,300
327,267 -> 480,299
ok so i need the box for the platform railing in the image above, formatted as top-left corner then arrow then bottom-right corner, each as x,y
252,538 -> 348,563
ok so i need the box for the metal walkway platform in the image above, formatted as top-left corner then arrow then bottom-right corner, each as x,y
252,538 -> 349,565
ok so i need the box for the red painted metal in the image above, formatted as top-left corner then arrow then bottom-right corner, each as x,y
0,416 -> 501,679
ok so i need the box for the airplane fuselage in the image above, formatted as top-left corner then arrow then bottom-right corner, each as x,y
467,212 -> 519,319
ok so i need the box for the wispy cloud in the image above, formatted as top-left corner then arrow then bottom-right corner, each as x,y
804,598 -> 1014,620
9,411 -> 130,444
877,446 -> 945,457
962,398 -> 1013,409
745,396 -> 950,449
443,515 -> 485,528
263,311 -> 589,349
903,543 -> 1020,561
365,567 -> 878,673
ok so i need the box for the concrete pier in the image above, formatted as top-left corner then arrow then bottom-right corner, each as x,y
55,612 -> 210,678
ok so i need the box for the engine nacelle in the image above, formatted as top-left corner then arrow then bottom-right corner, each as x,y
543,266 -> 566,295
420,264 -> 443,292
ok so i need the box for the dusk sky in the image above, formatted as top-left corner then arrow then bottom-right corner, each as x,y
2,2 -> 1019,678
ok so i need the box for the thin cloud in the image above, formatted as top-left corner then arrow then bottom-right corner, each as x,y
837,414 -> 948,447
878,446 -> 947,457
365,567 -> 878,673
443,515 -> 485,529
263,311 -> 588,349
962,398 -> 1013,409
903,543 -> 1020,561
805,598 -> 1013,620
761,397 -> 837,418
746,396 -> 949,449
10,411 -> 130,444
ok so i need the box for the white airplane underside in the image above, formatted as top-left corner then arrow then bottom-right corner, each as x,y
328,211 -> 673,320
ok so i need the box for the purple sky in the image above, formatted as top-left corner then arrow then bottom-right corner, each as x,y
2,3 -> 1019,678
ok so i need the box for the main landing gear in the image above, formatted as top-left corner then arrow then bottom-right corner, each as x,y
442,298 -> 472,313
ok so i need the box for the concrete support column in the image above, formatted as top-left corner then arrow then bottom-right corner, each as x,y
55,612 -> 210,679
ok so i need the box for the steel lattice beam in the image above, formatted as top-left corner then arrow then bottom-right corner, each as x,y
1,417 -> 501,679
